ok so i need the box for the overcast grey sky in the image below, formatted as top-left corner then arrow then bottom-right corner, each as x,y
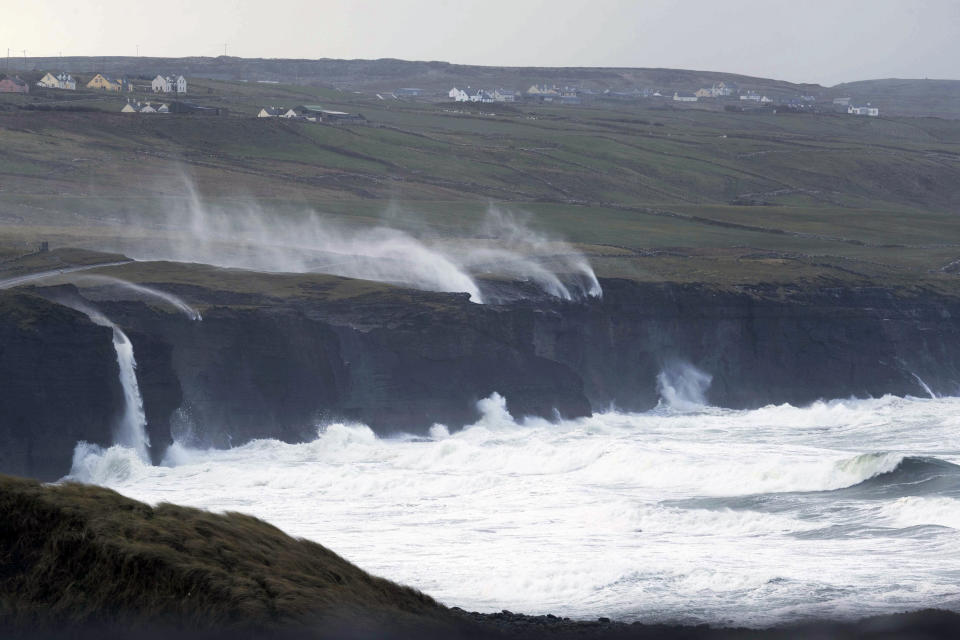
4,0 -> 958,86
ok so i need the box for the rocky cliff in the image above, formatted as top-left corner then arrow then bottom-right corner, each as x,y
2,273 -> 959,480
0,292 -> 122,480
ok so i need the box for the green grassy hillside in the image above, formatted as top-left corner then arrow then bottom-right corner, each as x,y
2,76 -> 959,291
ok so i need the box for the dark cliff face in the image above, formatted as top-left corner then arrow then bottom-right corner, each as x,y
0,293 -> 122,480
3,278 -> 960,479
529,280 -> 960,411
104,297 -> 591,450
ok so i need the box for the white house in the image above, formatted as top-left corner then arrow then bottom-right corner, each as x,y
448,87 -> 469,102
139,103 -> 157,114
740,91 -> 762,102
493,88 -> 516,102
120,102 -> 138,113
848,105 -> 879,117
470,89 -> 494,103
37,72 -> 76,90
156,103 -> 169,113
152,74 -> 187,94
673,92 -> 698,102
280,108 -> 301,118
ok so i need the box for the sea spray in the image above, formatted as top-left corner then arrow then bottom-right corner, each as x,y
77,275 -> 202,321
656,360 -> 713,411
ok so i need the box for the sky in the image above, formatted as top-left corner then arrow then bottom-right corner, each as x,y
3,0 -> 958,86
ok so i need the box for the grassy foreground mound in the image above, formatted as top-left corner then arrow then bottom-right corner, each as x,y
0,475 -> 465,639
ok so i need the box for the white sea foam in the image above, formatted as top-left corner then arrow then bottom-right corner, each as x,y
67,394 -> 960,626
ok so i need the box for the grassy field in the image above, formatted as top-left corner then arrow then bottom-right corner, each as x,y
1,77 -> 959,291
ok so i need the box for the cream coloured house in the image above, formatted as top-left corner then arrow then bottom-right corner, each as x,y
37,72 -> 75,90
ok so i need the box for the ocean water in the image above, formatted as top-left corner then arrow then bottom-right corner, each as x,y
68,393 -> 960,627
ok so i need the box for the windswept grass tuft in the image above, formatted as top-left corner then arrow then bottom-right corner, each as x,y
0,475 -> 464,638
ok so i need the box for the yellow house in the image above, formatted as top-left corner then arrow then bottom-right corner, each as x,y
37,73 -> 60,88
86,73 -> 131,92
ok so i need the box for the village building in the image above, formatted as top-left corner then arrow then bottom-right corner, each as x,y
527,84 -> 561,97
673,91 -> 698,102
257,107 -> 284,118
395,88 -> 423,97
0,76 -> 29,93
296,105 -> 366,124
151,74 -> 187,94
168,101 -> 225,116
493,88 -> 516,102
833,97 -> 852,106
448,87 -> 469,102
280,108 -> 302,118
558,87 -> 581,105
37,72 -> 76,90
848,105 -> 879,117
86,73 -> 131,92
121,100 -> 169,114
470,89 -> 494,103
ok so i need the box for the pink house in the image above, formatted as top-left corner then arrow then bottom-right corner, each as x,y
0,76 -> 29,93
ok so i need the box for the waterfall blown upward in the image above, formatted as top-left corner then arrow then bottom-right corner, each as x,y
127,181 -> 602,303
70,304 -> 151,463
109,326 -> 151,461
77,275 -> 202,321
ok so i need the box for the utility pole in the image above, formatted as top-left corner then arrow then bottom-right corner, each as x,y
21,49 -> 26,71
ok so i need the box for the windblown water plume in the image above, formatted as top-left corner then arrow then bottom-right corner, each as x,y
126,179 -> 601,303
65,303 -> 151,463
911,373 -> 938,399
76,275 -> 202,321
656,360 -> 713,411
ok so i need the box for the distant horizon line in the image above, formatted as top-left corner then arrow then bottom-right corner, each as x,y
3,54 -> 958,88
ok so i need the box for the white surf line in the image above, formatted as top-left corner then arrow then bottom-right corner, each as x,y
0,261 -> 132,290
